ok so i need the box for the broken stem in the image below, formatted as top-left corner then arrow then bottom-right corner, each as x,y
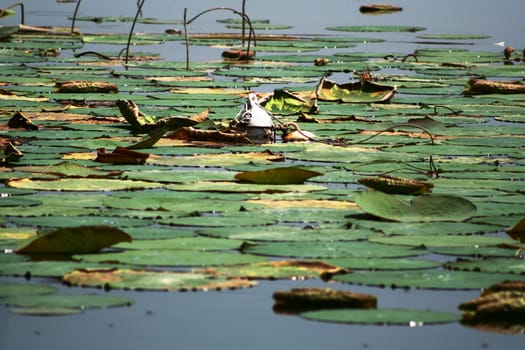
2,2 -> 25,25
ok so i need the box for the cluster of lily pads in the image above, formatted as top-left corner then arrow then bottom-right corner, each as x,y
1,1 -> 525,330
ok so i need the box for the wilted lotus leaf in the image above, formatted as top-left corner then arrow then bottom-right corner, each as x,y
95,147 -> 150,164
506,217 -> 525,243
197,260 -> 349,280
355,190 -> 476,222
259,89 -> 317,115
235,166 -> 323,185
464,79 -> 525,95
358,175 -> 433,195
16,225 -> 132,254
273,287 -> 377,314
63,268 -> 255,291
301,308 -> 460,325
460,281 -> 525,334
359,4 -> 403,14
55,81 -> 118,93
7,178 -> 164,192
316,77 -> 396,103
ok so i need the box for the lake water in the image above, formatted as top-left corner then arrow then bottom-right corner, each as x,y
1,0 -> 525,349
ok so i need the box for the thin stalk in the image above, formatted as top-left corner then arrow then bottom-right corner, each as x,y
125,0 -> 146,65
70,0 -> 81,33
185,6 -> 257,67
241,0 -> 246,47
184,8 -> 190,70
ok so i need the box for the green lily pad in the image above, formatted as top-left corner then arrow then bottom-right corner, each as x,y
75,249 -> 266,267
354,191 -> 477,222
113,237 -> 245,251
63,268 -> 255,291
369,234 -> 514,248
325,258 -> 442,270
1,294 -> 134,310
431,246 -> 525,258
243,241 -> 426,258
301,308 -> 460,325
445,258 -> 525,274
0,282 -> 57,298
335,270 -> 525,290
198,225 -> 374,242
16,225 -> 132,254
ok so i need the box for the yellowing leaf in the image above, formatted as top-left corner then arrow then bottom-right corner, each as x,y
235,166 -> 323,185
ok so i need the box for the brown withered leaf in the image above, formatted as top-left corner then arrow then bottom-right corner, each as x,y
273,287 -> 377,314
56,81 -> 119,93
95,147 -> 150,164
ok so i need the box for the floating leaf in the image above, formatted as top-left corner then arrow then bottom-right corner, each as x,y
335,270 -> 525,290
369,234 -> 514,248
196,260 -> 348,280
1,294 -> 134,310
445,257 -> 525,274
63,268 -> 255,291
234,166 -> 323,185
0,282 -> 57,298
316,78 -> 396,103
326,25 -> 426,32
358,175 -> 433,195
354,191 -> 477,222
16,225 -> 132,254
301,308 -> 460,325
7,178 -> 164,192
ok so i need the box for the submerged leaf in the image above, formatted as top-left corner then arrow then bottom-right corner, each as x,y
16,225 -> 132,254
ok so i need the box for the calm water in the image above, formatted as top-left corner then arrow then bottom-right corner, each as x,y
2,1 -> 525,349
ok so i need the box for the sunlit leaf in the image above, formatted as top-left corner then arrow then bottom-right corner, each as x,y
354,191 -> 477,222
301,308 -> 460,325
63,268 -> 255,291
235,166 -> 323,185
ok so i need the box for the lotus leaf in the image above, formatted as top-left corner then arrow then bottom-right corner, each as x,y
234,166 -> 323,185
335,270 -> 525,290
301,308 -> 460,325
195,260 -> 348,280
1,294 -> 134,310
446,258 -> 525,274
243,241 -> 426,258
369,234 -> 514,248
7,178 -> 164,191
326,25 -> 426,32
16,225 -> 132,254
63,268 -> 255,291
354,191 -> 477,222
316,78 -> 396,103
0,282 -> 57,298
114,237 -> 244,251
76,249 -> 266,267
326,258 -> 442,270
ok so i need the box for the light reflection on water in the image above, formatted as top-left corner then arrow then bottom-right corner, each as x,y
2,1 -> 525,350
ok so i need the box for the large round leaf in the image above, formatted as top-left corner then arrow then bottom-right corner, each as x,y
335,270 -> 525,290
0,282 -> 57,298
63,268 -> 255,291
243,241 -> 426,258
354,191 -> 477,222
1,294 -> 134,310
7,178 -> 164,192
301,308 -> 460,325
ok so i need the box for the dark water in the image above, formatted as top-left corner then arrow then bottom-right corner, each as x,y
2,1 -> 525,349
